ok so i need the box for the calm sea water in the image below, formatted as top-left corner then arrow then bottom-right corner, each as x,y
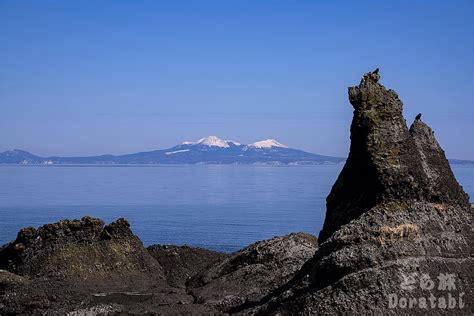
0,165 -> 472,252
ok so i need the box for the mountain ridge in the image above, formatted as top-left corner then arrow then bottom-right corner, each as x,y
1,136 -> 472,165
0,136 -> 344,165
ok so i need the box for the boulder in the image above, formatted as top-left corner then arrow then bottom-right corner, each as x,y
0,216 -> 165,285
0,217 -> 192,314
188,232 -> 317,311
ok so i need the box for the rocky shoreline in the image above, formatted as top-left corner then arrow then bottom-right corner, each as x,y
1,70 -> 471,314
0,217 -> 318,314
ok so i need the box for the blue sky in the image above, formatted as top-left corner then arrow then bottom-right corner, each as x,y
1,1 -> 473,159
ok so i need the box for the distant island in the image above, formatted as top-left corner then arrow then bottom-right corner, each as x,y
0,136 -> 344,165
1,136 -> 472,166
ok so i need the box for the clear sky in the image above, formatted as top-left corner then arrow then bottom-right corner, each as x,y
1,1 -> 473,159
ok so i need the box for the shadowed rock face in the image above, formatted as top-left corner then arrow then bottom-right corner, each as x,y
187,233 -> 317,311
240,71 -> 472,315
409,119 -> 469,205
147,244 -> 229,288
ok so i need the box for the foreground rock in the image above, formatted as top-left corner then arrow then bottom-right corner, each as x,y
0,218 -> 316,314
147,244 -> 229,288
187,233 -> 317,311
0,217 -> 164,283
0,217 -> 194,314
239,70 -> 472,314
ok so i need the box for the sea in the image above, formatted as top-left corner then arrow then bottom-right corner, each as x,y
0,164 -> 472,252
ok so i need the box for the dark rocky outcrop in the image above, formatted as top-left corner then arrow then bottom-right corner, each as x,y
147,244 -> 229,288
409,119 -> 469,205
0,217 -> 164,284
0,217 -> 192,314
239,70 -> 472,314
0,218 -> 316,314
320,71 -> 469,243
187,233 -> 317,311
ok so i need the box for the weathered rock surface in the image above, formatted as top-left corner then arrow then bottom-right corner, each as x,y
187,232 -> 317,311
320,71 -> 469,243
0,217 -> 165,284
0,217 -> 194,314
0,218 -> 316,314
147,244 -> 229,288
238,70 -> 472,315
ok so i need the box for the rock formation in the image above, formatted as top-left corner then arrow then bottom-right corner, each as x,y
320,70 -> 469,242
0,217 -> 189,314
238,70 -> 472,314
187,233 -> 317,311
147,244 -> 229,288
0,217 -> 163,281
0,218 -> 315,314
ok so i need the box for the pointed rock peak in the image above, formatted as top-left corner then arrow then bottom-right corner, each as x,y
348,68 -> 401,114
319,70 -> 469,242
409,117 -> 435,144
249,139 -> 288,148
183,136 -> 230,148
235,71 -> 472,315
360,68 -> 380,84
409,118 -> 469,206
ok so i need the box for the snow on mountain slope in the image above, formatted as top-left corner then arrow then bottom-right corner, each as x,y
182,136 -> 230,148
165,149 -> 190,155
248,139 -> 288,148
181,136 -> 288,149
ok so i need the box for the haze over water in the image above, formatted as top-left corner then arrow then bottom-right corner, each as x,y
0,164 -> 472,252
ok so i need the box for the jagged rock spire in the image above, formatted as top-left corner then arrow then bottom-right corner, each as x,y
409,118 -> 469,204
319,69 -> 469,242
242,69 -> 472,315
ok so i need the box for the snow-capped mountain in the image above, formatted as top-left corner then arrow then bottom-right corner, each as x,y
0,136 -> 344,165
248,139 -> 288,149
181,136 -> 287,149
1,136 -> 470,165
182,136 -> 231,148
